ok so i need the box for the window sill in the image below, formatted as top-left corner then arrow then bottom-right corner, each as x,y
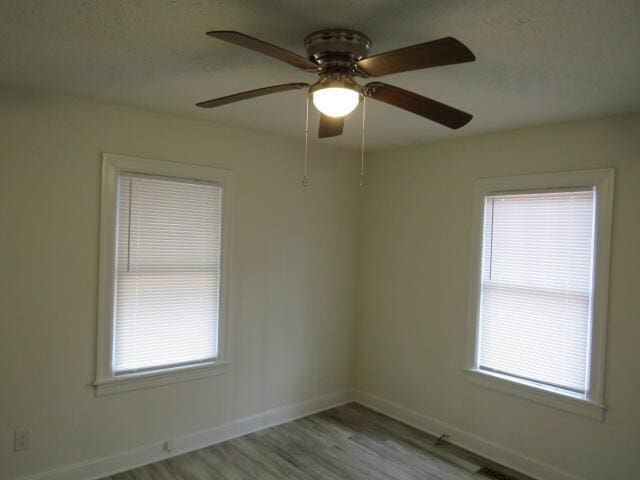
463,368 -> 604,421
94,360 -> 230,396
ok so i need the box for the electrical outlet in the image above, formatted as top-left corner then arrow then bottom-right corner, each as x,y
14,430 -> 30,452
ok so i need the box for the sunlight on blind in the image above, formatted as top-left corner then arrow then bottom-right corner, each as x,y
478,189 -> 595,393
113,173 -> 222,374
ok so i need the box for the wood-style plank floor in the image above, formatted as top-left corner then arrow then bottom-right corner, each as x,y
102,402 -> 532,480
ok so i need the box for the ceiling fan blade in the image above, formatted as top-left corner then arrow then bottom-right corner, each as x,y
366,82 -> 472,129
207,31 -> 320,72
355,37 -> 475,77
196,83 -> 308,108
318,114 -> 344,138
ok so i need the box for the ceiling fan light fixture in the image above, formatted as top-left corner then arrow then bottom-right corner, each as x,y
311,84 -> 361,117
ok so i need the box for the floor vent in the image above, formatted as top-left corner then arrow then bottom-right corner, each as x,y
477,466 -> 519,480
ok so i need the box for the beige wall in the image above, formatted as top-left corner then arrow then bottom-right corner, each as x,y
2,83 -> 639,480
0,86 -> 360,479
356,115 -> 640,480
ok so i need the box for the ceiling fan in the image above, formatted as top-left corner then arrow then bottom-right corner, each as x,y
197,29 -> 475,138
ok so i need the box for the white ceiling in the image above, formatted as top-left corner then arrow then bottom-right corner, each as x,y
1,0 -> 638,151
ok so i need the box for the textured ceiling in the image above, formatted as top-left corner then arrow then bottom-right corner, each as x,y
1,0 -> 639,150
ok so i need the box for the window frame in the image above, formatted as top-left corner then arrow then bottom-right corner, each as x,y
465,169 -> 614,420
95,153 -> 233,396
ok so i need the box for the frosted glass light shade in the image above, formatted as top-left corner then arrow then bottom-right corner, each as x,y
312,87 -> 360,117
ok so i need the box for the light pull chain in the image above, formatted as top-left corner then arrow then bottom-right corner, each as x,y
360,97 -> 367,186
302,95 -> 310,187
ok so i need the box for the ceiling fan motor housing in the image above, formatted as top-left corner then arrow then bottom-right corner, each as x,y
304,29 -> 372,68
305,29 -> 371,96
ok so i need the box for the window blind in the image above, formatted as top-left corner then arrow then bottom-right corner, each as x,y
113,173 -> 222,374
478,189 -> 595,393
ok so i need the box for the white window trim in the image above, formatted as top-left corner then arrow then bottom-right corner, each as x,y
95,153 -> 233,396
465,168 -> 614,420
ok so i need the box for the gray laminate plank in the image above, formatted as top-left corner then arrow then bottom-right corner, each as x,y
103,403 -> 535,480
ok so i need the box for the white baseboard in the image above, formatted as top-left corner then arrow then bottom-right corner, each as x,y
353,390 -> 584,480
14,389 -> 585,480
16,389 -> 355,480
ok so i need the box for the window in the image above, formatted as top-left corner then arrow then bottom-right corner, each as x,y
96,154 -> 233,395
466,169 -> 614,420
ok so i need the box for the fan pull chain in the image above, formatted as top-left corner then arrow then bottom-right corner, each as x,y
302,95 -> 310,187
360,97 -> 367,186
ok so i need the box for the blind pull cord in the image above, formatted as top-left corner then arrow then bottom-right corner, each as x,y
126,177 -> 133,273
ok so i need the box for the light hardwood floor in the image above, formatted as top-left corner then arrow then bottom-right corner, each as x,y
102,403 -> 532,480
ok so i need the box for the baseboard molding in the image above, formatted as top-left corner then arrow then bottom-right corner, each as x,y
353,390 -> 584,480
16,389 -> 355,480
14,389 -> 586,480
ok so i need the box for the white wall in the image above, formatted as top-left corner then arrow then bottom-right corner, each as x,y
0,86 -> 360,480
356,115 -> 640,480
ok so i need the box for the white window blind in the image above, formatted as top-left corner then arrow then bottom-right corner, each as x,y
478,189 -> 595,394
113,173 -> 222,374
